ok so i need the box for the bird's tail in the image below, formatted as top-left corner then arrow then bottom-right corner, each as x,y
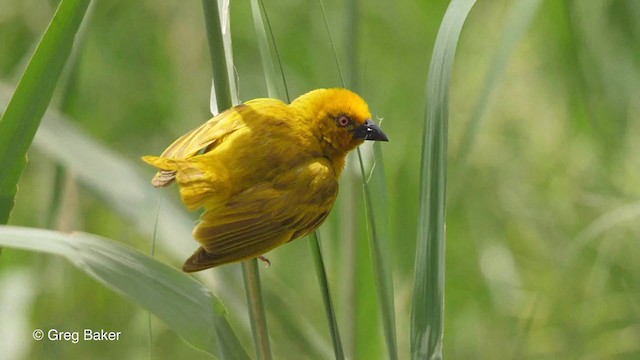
141,155 -> 182,187
141,155 -> 215,210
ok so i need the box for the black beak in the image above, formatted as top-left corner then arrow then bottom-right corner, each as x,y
352,119 -> 389,141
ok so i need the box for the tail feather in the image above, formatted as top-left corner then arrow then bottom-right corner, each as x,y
151,170 -> 176,187
142,156 -> 183,187
182,247 -> 226,272
142,155 -> 216,210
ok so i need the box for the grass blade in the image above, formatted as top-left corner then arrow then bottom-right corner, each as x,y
45,164 -> 66,228
259,0 -> 348,355
343,0 -> 361,356
248,2 -> 347,358
346,0 -> 360,90
242,260 -> 273,360
309,231 -> 345,360
202,0 -> 233,115
456,0 -> 542,163
0,0 -> 90,224
217,0 -> 240,106
411,1 -> 477,359
357,146 -> 398,360
318,0 -> 398,357
0,85 -> 195,258
250,0 -> 288,101
201,1 -> 272,358
566,202 -> 640,266
318,0 -> 345,86
0,226 -> 249,359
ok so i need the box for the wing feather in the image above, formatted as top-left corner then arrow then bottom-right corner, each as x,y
182,159 -> 339,271
148,99 -> 285,186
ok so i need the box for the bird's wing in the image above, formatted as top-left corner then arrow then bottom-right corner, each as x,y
182,159 -> 338,272
149,98 -> 284,186
160,112 -> 239,160
182,183 -> 292,272
160,98 -> 286,159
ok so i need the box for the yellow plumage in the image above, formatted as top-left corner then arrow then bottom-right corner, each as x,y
142,88 -> 388,272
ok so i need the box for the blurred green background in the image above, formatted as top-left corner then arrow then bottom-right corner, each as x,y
1,0 -> 639,359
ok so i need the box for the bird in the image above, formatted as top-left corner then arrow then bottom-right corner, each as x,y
142,88 -> 388,272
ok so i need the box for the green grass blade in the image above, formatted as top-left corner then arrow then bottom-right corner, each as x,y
0,85 -> 195,258
456,0 -> 542,164
218,0 -> 240,106
250,0 -> 288,101
344,0 -> 360,356
250,0 -> 278,98
259,277 -> 335,359
45,164 -> 66,228
318,0 -> 398,357
148,200 -> 161,358
242,260 -> 273,360
357,146 -> 398,360
202,1 -> 271,358
0,226 -> 250,359
566,202 -> 640,266
309,231 -> 345,360
248,3 -> 346,358
346,0 -> 360,89
0,0 -> 90,224
318,0 -> 345,86
202,0 -> 233,114
411,1 -> 477,359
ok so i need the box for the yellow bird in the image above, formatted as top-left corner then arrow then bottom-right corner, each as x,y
142,88 -> 388,272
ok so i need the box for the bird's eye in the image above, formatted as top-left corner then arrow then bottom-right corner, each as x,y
337,115 -> 351,127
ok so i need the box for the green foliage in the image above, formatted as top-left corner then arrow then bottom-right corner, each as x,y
249,3 -> 347,358
411,1 -> 476,359
202,1 -> 271,359
309,232 -> 345,360
317,0 -> 399,357
0,0 -> 89,223
1,0 -> 639,359
0,226 -> 249,359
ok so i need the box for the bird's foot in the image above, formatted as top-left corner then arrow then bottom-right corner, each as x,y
257,256 -> 271,268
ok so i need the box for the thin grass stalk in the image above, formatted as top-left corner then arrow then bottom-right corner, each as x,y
318,0 -> 345,86
339,169 -> 358,358
249,1 -> 347,358
346,0 -> 359,91
309,231 -> 346,360
0,0 -> 90,224
242,260 -> 273,360
511,298 -> 538,358
53,0 -> 93,111
298,16 -> 346,356
455,0 -> 542,164
318,0 -> 398,358
259,0 -> 290,102
148,199 -> 160,359
343,0 -> 360,356
45,3 -> 93,230
410,1 -> 477,359
558,0 -> 596,135
46,165 -> 66,228
356,146 -> 398,360
251,0 -> 289,101
201,0 -> 232,113
246,0 -> 344,359
449,0 -> 541,212
250,0 -> 279,98
201,1 -> 272,358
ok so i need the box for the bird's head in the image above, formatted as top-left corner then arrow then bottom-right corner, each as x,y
292,88 -> 388,155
